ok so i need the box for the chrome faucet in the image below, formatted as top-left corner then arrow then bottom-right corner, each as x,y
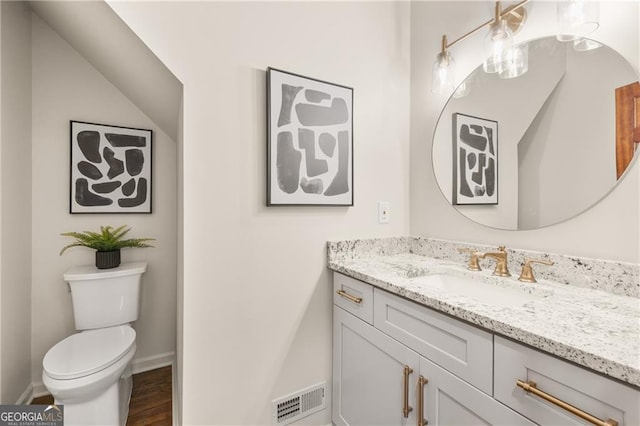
482,246 -> 511,277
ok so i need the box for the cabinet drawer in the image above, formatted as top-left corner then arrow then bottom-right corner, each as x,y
495,336 -> 640,425
373,288 -> 493,395
333,273 -> 373,324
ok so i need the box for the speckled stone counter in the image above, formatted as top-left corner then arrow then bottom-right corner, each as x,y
327,236 -> 640,388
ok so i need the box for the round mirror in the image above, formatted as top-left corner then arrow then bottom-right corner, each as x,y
432,37 -> 639,230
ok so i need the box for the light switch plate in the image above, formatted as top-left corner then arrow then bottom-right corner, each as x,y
378,201 -> 390,224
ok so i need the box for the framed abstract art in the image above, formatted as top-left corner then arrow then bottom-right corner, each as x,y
70,120 -> 152,213
267,68 -> 353,206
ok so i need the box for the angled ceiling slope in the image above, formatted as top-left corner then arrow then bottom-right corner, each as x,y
29,0 -> 182,142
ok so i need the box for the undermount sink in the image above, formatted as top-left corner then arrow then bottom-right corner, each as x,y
411,271 -> 553,308
379,257 -> 433,278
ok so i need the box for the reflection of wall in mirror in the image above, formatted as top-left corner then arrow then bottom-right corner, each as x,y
517,45 -> 634,229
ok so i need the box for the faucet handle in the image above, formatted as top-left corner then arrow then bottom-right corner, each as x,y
457,247 -> 483,271
518,258 -> 554,283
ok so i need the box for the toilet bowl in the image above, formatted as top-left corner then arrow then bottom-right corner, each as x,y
42,262 -> 146,426
42,325 -> 136,426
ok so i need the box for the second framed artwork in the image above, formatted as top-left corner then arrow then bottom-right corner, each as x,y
267,68 -> 353,206
452,113 -> 498,205
70,120 -> 152,213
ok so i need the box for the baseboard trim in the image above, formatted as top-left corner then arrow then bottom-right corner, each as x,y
16,384 -> 34,405
31,382 -> 49,400
131,351 -> 175,375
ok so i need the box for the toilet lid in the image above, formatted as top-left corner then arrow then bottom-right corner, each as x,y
43,326 -> 136,380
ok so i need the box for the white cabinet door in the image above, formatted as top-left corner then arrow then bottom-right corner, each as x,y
333,306 -> 419,426
419,356 -> 535,426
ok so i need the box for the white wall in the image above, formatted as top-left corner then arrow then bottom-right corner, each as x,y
30,13 -> 177,386
411,0 -> 639,262
108,1 -> 411,424
0,0 -> 33,404
29,0 -> 183,143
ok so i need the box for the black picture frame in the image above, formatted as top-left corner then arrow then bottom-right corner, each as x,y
70,120 -> 152,214
452,113 -> 498,205
267,67 -> 354,206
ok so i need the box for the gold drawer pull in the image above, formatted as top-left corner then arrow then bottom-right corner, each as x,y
417,375 -> 428,426
516,380 -> 618,426
403,365 -> 413,418
336,289 -> 363,304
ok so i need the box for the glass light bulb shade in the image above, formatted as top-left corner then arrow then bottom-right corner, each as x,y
499,42 -> 529,79
452,81 -> 470,98
432,51 -> 455,94
573,37 -> 602,51
557,0 -> 600,42
483,19 -> 514,74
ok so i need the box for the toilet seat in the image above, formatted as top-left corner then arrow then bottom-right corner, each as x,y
43,326 -> 135,380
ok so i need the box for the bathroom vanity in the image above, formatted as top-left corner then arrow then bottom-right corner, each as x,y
328,237 -> 640,426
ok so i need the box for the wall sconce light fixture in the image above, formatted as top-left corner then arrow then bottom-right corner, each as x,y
557,0 -> 600,42
483,2 -> 516,74
432,0 -> 530,94
431,0 -> 601,94
432,35 -> 457,94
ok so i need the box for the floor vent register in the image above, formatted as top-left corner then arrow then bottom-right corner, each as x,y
272,382 -> 326,425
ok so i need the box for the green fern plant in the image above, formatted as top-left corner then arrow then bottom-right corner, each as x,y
60,225 -> 154,255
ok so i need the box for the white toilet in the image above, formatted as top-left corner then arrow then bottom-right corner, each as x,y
42,262 -> 147,426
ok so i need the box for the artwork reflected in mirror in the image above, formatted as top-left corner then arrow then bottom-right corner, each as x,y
452,114 -> 498,205
433,37 -> 639,230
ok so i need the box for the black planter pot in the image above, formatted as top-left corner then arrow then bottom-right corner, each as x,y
96,250 -> 121,269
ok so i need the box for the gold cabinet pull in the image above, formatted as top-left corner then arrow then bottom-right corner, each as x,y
403,365 -> 413,418
336,289 -> 362,304
417,375 -> 428,426
516,380 -> 618,426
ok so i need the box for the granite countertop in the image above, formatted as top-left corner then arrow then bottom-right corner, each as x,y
328,250 -> 640,388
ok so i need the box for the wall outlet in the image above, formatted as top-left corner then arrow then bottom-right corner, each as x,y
378,201 -> 390,224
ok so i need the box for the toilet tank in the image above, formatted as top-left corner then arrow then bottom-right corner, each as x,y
64,262 -> 147,330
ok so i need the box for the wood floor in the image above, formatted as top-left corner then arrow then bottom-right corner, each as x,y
32,366 -> 172,426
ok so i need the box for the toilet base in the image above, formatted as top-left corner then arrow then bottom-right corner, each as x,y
53,365 -> 133,426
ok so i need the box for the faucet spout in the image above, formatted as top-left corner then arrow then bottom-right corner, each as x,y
482,246 -> 511,277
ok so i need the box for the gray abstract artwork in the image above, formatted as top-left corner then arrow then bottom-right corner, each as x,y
268,68 -> 353,205
452,113 -> 498,205
71,121 -> 152,213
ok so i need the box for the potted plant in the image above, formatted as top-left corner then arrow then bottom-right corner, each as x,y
60,225 -> 154,269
